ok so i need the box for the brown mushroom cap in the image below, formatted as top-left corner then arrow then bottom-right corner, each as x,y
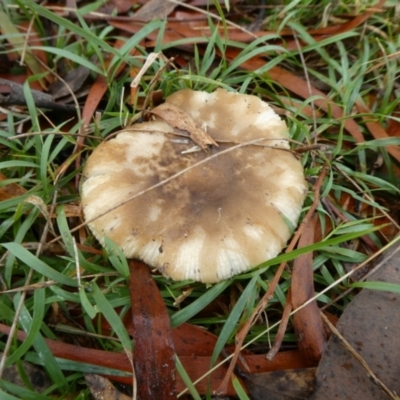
81,89 -> 307,283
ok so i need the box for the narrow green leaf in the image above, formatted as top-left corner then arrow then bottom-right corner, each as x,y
259,225 -> 383,269
29,46 -> 104,75
3,209 -> 40,286
0,379 -> 53,400
6,286 -> 46,366
23,82 -> 40,132
337,163 -> 400,193
79,287 -> 97,319
0,301 -> 14,322
320,246 -> 367,262
175,355 -> 202,400
211,273 -> 259,366
104,237 -> 130,279
334,223 -> 375,235
91,283 -> 132,352
13,293 -> 67,388
0,10 -> 43,79
18,0 -> 119,57
0,388 -> 25,400
171,279 -> 232,328
232,376 -> 251,400
2,243 -> 78,287
0,161 -> 39,169
39,134 -> 55,196
350,281 -> 400,294
356,138 -> 400,149
56,205 -> 75,255
290,21 -> 358,55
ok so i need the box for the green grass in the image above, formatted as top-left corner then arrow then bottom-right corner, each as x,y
1,0 -> 399,398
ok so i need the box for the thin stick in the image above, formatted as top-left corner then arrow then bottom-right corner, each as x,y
266,290 -> 292,360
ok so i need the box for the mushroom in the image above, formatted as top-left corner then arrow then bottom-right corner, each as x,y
80,88 -> 307,283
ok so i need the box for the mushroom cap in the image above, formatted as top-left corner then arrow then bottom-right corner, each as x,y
81,88 -> 307,283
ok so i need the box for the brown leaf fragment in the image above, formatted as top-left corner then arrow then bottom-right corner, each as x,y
243,368 -> 317,400
85,374 -> 131,400
97,0 -> 133,15
0,172 -> 27,201
129,260 -> 177,399
150,102 -> 218,150
291,214 -> 326,363
133,0 -> 181,21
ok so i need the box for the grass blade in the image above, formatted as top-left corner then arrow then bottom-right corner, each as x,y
350,281 -> 400,294
91,282 -> 132,352
2,243 -> 78,287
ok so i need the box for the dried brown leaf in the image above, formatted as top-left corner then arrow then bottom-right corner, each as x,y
85,374 -> 131,400
129,260 -> 177,399
49,64 -> 91,100
133,0 -> 181,21
150,102 -> 218,150
291,214 -> 326,362
243,368 -> 317,400
0,172 -> 27,201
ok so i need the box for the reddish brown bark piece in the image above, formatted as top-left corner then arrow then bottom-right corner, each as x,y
100,312 -> 223,357
0,323 -> 317,396
129,260 -> 177,399
291,214 -> 326,363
